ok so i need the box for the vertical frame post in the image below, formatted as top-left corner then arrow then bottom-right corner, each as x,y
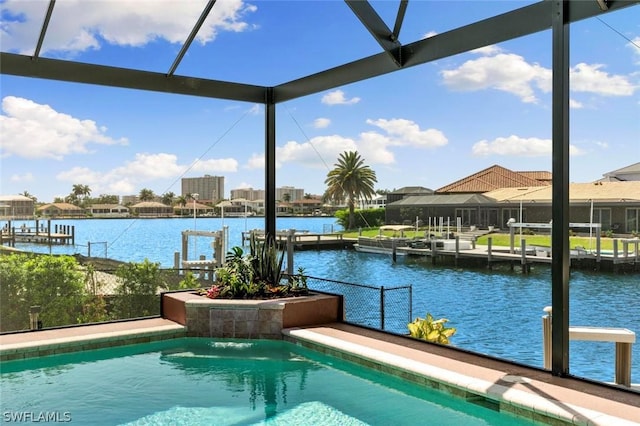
265,88 -> 276,239
551,0 -> 570,377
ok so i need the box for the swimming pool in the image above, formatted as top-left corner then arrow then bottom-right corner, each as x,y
0,338 -> 535,425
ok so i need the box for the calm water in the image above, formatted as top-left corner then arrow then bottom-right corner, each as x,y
0,338 -> 535,425
5,217 -> 640,384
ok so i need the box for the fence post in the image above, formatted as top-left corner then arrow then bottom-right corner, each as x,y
542,306 -> 552,369
87,241 -> 91,257
380,286 -> 385,330
29,305 -> 42,330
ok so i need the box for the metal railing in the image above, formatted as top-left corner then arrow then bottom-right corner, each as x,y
304,275 -> 412,335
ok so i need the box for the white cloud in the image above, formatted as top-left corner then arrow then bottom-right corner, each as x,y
321,90 -> 361,105
1,0 -> 257,55
441,49 -> 636,102
471,135 -> 584,157
569,63 -> 636,96
192,158 -> 238,172
570,99 -> 583,109
422,31 -> 438,39
441,53 -> 549,103
0,96 -> 128,160
471,44 -> 503,56
366,118 -> 448,148
313,118 -> 331,129
244,117 -> 447,170
55,152 -> 238,196
10,173 -> 34,182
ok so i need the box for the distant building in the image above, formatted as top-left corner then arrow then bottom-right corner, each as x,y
386,187 -> 434,204
0,195 -> 35,218
358,194 -> 387,210
182,175 -> 225,202
600,162 -> 640,182
435,165 -> 550,194
37,203 -> 84,218
130,202 -> 173,217
121,195 -> 139,205
276,186 -> 304,202
230,187 -> 265,201
88,204 -> 129,218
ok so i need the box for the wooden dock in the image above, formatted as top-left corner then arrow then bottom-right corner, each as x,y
394,238 -> 640,273
243,230 -> 354,250
1,220 -> 75,247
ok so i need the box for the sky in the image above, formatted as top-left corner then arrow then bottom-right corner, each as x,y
1,0 -> 639,203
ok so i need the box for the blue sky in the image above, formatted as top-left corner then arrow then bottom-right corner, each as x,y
1,0 -> 639,203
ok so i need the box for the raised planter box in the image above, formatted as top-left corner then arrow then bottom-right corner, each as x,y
161,291 -> 343,339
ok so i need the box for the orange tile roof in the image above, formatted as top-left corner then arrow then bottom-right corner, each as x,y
435,165 -> 550,194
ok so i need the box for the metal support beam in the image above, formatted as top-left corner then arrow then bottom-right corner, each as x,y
168,0 -> 217,76
345,0 -> 402,66
265,88 -> 277,240
275,0 -> 638,103
392,0 -> 408,42
551,0 -> 571,378
0,52 -> 267,103
33,0 -> 56,59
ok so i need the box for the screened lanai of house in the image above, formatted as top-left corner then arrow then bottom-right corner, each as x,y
1,0 -> 638,385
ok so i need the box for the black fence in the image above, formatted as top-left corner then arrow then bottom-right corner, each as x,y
1,260 -> 412,335
304,275 -> 412,335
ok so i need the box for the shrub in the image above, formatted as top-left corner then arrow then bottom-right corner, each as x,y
408,313 -> 456,345
111,259 -> 167,319
0,253 -> 88,331
334,208 -> 385,229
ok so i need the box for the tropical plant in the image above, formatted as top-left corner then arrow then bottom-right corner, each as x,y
324,151 -> 377,230
335,208 -> 385,229
198,235 -> 306,300
161,191 -> 176,206
138,188 -> 156,202
408,313 -> 457,345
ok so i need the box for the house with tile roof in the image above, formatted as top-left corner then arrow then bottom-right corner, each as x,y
435,165 -> 550,194
386,179 -> 640,233
37,203 -> 85,218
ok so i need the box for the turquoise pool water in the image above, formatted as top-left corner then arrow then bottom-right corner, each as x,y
0,338 -> 536,425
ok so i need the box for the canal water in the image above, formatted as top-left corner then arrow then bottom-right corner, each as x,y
5,217 -> 640,385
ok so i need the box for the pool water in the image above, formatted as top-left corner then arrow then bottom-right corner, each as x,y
0,338 -> 536,425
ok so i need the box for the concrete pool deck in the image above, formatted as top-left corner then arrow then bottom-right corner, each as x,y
1,319 -> 638,425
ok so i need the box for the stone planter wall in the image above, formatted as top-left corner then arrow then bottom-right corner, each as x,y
162,291 -> 343,339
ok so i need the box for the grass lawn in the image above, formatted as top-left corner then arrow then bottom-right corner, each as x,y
343,228 -> 618,251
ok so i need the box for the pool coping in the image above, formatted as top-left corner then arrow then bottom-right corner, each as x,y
0,318 -> 186,361
282,323 -> 640,426
1,319 -> 638,425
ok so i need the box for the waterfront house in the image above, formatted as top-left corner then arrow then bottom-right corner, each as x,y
88,204 -> 130,218
600,162 -> 640,182
386,181 -> 640,234
434,164 -> 551,194
37,203 -> 84,218
0,195 -> 35,219
130,202 -> 173,218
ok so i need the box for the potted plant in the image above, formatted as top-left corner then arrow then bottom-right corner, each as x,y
196,234 -> 309,300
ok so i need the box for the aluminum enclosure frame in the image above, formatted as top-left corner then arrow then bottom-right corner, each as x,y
1,0 -> 638,383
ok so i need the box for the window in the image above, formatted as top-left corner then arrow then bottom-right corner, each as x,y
455,208 -> 478,226
626,208 -> 640,233
592,208 -> 611,230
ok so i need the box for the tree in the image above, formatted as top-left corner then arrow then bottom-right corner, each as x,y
21,190 -> 37,202
161,191 -> 175,206
324,151 -> 377,230
282,193 -> 291,203
69,184 -> 91,206
139,188 -> 155,202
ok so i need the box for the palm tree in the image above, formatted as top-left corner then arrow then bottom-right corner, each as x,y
324,151 -> 377,230
139,188 -> 155,202
161,191 -> 175,206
